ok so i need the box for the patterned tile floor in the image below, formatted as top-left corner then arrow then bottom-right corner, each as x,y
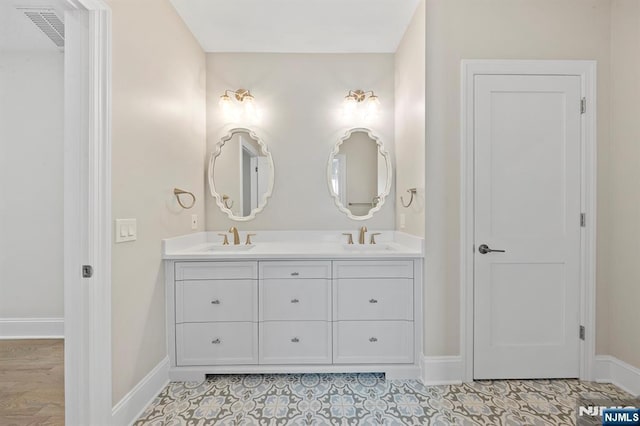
135,373 -> 633,425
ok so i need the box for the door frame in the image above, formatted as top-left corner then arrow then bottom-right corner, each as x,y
64,0 -> 112,423
460,60 -> 597,382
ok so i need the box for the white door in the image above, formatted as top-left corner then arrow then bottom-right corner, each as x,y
473,75 -> 582,379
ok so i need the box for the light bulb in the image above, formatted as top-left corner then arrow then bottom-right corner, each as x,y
364,95 -> 380,121
343,95 -> 357,118
219,94 -> 233,119
243,94 -> 256,117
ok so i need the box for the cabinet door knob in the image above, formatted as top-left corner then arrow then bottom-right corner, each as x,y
369,337 -> 378,343
291,337 -> 300,343
211,338 -> 221,344
290,298 -> 300,304
290,272 -> 300,276
211,299 -> 221,305
369,298 -> 378,304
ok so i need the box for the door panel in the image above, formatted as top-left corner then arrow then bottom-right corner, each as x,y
474,74 -> 581,379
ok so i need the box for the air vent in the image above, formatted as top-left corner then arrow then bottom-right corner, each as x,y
19,8 -> 64,48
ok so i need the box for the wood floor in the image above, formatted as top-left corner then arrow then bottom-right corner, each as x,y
0,340 -> 64,425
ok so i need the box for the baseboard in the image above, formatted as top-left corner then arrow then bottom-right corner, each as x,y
112,356 -> 170,426
420,355 -> 463,385
0,318 -> 64,339
594,355 -> 640,396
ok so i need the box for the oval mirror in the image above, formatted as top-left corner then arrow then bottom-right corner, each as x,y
208,128 -> 274,221
327,128 -> 392,220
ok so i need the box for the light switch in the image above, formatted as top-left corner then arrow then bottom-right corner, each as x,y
400,213 -> 406,229
115,219 -> 137,243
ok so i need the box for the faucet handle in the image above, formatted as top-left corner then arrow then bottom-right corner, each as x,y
245,233 -> 256,245
342,233 -> 354,244
218,233 -> 229,245
369,233 -> 381,244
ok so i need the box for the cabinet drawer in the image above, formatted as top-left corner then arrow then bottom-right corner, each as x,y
176,322 -> 258,366
175,261 -> 257,280
260,321 -> 331,364
260,261 -> 331,279
333,321 -> 413,364
260,279 -> 330,321
334,278 -> 412,321
333,260 -> 413,279
176,280 -> 257,323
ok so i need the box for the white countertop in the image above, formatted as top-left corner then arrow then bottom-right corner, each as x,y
162,231 -> 424,260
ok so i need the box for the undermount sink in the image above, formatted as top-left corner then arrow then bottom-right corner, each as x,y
206,244 -> 255,252
342,243 -> 395,252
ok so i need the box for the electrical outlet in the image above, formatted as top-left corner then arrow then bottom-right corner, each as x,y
400,213 -> 406,229
191,214 -> 198,230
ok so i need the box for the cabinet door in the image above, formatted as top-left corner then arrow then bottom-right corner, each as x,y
260,261 -> 331,279
176,322 -> 258,365
333,321 -> 413,364
260,321 -> 331,364
175,261 -> 257,280
260,279 -> 331,321
333,260 -> 413,279
176,280 -> 257,323
334,278 -> 413,321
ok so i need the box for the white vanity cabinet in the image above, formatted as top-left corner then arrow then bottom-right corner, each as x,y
333,261 -> 414,364
166,257 -> 422,380
173,262 -> 258,366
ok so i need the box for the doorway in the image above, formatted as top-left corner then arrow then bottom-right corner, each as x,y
460,60 -> 597,382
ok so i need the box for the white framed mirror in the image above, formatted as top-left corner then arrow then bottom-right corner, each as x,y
208,128 -> 274,221
327,128 -> 392,220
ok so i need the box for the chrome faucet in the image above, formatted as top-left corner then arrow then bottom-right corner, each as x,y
228,227 -> 240,245
358,226 -> 368,244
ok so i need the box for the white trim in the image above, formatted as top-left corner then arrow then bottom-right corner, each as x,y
64,0 -> 112,424
595,356 -> 640,396
112,357 -> 170,426
420,356 -> 463,385
0,318 -> 64,339
460,60 -> 597,382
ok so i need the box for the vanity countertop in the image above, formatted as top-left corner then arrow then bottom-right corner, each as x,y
162,231 -> 423,260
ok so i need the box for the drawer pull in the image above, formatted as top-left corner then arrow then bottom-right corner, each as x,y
290,272 -> 300,276
290,298 -> 300,304
291,337 -> 300,343
211,338 -> 221,344
210,299 -> 221,305
369,299 -> 378,304
369,337 -> 378,343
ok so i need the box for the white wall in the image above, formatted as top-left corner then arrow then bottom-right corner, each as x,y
424,0 -> 612,356
205,53 -> 395,231
0,51 -> 64,326
108,0 -> 206,404
608,0 -> 640,369
395,0 -> 425,238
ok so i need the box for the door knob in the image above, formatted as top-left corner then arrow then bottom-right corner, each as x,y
478,244 -> 506,254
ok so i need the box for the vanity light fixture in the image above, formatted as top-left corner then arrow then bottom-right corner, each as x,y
219,88 -> 260,122
342,89 -> 381,121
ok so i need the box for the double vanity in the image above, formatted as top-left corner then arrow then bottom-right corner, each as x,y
163,230 -> 424,381
163,125 -> 423,380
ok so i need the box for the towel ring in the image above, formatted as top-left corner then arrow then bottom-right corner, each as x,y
222,195 -> 234,209
400,188 -> 417,208
174,188 -> 196,209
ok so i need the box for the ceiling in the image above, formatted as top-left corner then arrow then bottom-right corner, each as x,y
0,0 -> 66,51
169,0 -> 421,53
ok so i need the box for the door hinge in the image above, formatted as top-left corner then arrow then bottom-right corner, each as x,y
580,97 -> 586,114
580,213 -> 586,227
82,265 -> 93,278
579,325 -> 585,340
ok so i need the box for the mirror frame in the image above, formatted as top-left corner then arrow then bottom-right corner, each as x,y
208,128 -> 275,221
326,127 -> 392,221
